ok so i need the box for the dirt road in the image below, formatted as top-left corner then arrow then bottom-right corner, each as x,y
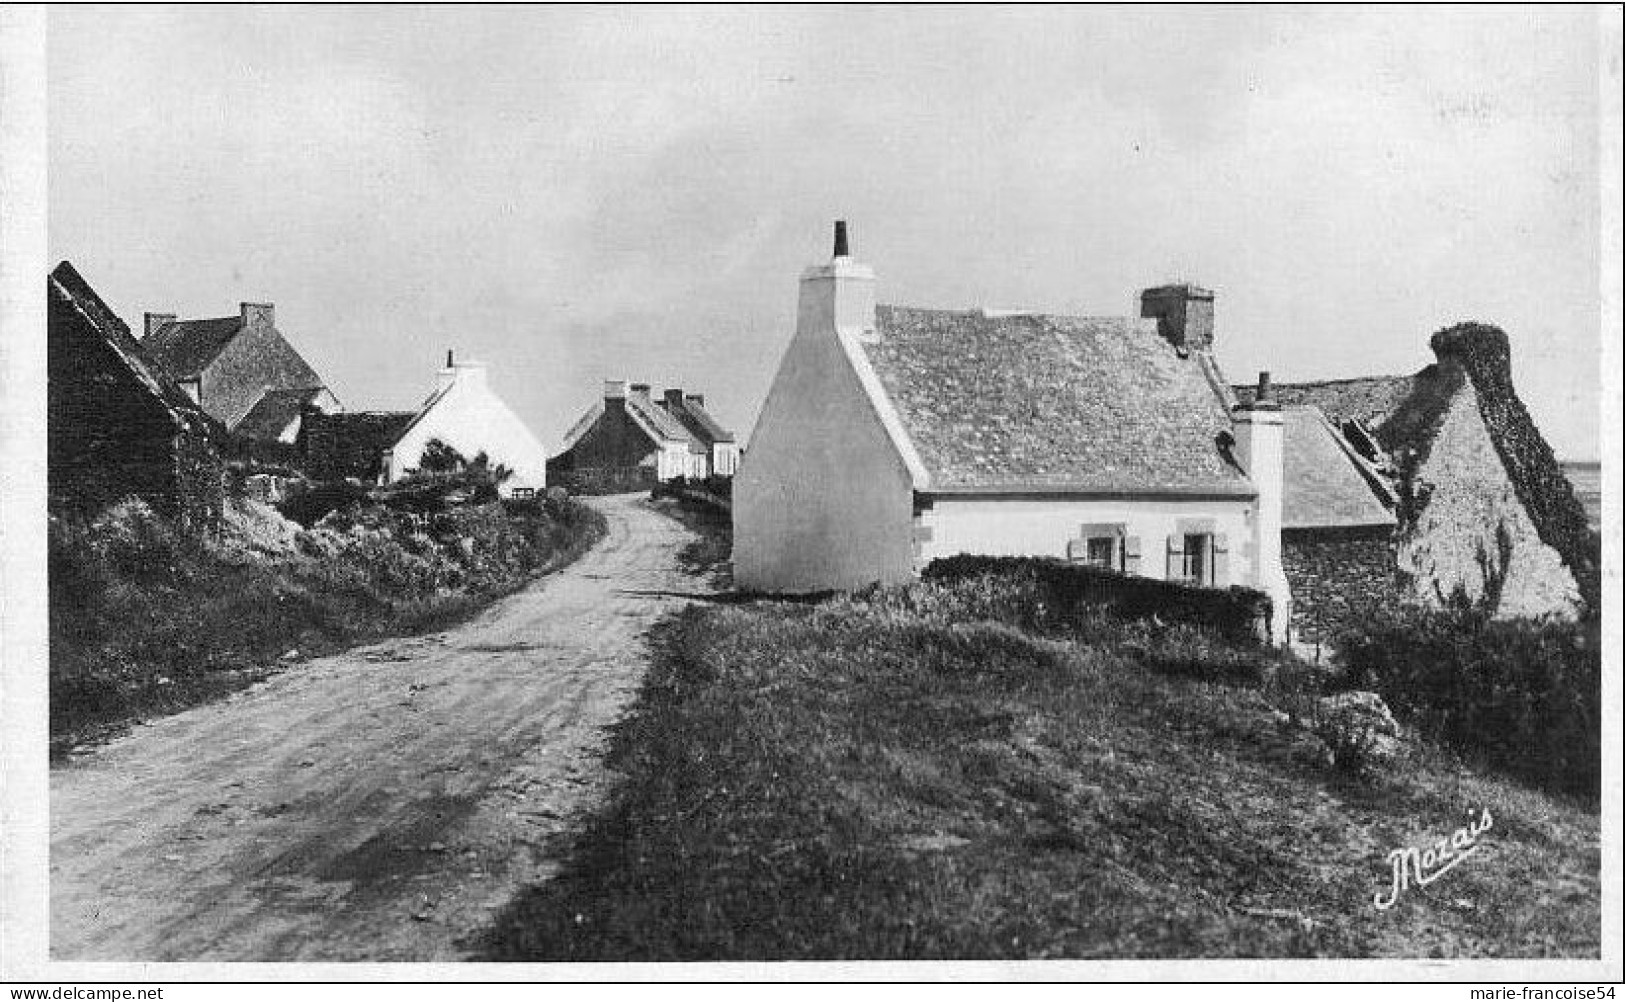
51,495 -> 707,962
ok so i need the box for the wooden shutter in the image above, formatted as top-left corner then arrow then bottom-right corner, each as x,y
1212,533 -> 1229,586
1166,535 -> 1184,580
1123,535 -> 1142,576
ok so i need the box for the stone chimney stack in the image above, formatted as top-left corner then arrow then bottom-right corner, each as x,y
1231,370 -> 1290,644
143,313 -> 175,341
798,220 -> 877,345
630,382 -> 651,397
685,393 -> 706,408
240,302 -> 274,328
604,379 -> 629,405
663,388 -> 686,411
1140,284 -> 1214,356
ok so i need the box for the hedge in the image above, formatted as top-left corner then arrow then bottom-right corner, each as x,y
921,554 -> 1272,644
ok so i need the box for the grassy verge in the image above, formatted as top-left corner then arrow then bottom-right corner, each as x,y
49,494 -> 607,755
482,586 -> 1599,960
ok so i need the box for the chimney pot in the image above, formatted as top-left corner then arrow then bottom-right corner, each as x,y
446,349 -> 454,369
1256,371 -> 1271,402
833,220 -> 849,258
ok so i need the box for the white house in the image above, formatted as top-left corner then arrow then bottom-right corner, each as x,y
734,223 -> 1302,641
381,353 -> 549,496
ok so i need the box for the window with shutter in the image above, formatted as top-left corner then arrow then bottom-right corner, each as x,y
1166,535 -> 1184,580
1212,533 -> 1230,585
1124,535 -> 1142,575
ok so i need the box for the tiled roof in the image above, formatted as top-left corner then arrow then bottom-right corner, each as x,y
143,316 -> 244,379
49,262 -> 206,425
1280,406 -> 1396,529
233,387 -> 325,440
861,305 -> 1252,495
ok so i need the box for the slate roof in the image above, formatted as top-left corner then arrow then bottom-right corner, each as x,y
1280,406 -> 1396,529
234,387 -> 326,440
861,305 -> 1252,495
1234,375 -> 1416,432
143,316 -> 244,379
49,262 -> 207,425
625,390 -> 695,444
665,398 -> 736,445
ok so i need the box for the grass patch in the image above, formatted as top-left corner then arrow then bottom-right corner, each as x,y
49,494 -> 606,755
480,585 -> 1599,960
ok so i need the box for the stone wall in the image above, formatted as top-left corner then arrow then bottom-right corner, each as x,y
48,275 -> 223,530
1282,526 -> 1396,644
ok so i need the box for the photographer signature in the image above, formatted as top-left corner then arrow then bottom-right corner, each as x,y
1374,807 -> 1493,910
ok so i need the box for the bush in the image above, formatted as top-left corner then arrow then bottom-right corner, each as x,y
1336,606 -> 1599,798
49,494 -> 608,752
922,555 -> 1272,645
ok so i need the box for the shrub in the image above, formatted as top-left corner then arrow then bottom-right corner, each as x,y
922,555 -> 1272,645
1336,605 -> 1599,798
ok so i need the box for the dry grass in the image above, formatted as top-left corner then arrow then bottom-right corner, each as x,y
481,590 -> 1600,961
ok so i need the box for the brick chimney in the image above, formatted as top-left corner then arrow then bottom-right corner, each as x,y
1140,284 -> 1213,355
603,379 -> 629,403
685,393 -> 706,408
663,388 -> 686,412
1231,371 -> 1289,643
143,312 -> 175,341
630,382 -> 651,397
799,220 -> 876,344
240,302 -> 274,328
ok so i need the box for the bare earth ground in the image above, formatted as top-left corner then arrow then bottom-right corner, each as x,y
51,494 -> 704,962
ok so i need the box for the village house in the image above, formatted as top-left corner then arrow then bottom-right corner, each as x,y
298,353 -> 548,496
549,380 -> 737,491
48,262 -> 224,529
1235,324 -> 1598,623
380,353 -> 550,495
735,224 -> 1407,643
141,300 -> 340,442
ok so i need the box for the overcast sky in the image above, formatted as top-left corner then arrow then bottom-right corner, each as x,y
48,5 -> 1603,459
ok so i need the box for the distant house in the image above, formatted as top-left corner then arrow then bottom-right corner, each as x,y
1235,324 -> 1598,622
141,300 -> 340,441
737,227 -> 1300,641
48,262 -> 223,529
550,381 -> 736,491
377,353 -> 548,496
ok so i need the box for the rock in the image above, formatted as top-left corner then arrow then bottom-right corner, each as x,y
1313,690 -> 1404,773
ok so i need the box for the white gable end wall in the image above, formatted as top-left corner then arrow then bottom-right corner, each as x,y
734,250 -> 918,593
388,364 -> 549,495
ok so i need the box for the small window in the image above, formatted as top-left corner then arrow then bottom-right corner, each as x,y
1181,533 -> 1212,585
511,487 -> 535,499
1067,525 -> 1124,570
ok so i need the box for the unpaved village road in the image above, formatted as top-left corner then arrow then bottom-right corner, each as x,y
51,495 -> 706,962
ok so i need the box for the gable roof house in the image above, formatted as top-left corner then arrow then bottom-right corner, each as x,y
549,381 -> 736,492
379,353 -> 549,496
48,262 -> 223,530
141,301 -> 340,442
1235,324 -> 1598,622
736,224 -> 1405,643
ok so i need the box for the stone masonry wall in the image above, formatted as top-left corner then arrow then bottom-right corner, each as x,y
1282,526 -> 1397,644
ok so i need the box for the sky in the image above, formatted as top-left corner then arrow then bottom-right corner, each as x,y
48,5 -> 1605,459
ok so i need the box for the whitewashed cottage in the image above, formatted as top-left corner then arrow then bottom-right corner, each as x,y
381,352 -> 550,496
735,223 -> 1314,640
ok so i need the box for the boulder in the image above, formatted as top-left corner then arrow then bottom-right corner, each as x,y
1313,690 -> 1404,773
